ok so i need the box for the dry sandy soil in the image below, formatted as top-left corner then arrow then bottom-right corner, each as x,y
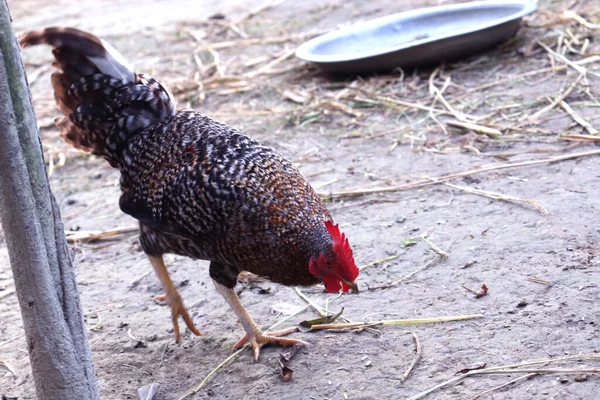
1,0 -> 600,399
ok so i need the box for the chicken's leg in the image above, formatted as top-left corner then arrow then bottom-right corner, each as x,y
212,279 -> 307,361
148,254 -> 202,342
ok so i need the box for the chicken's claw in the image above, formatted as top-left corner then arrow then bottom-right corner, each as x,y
155,292 -> 203,343
233,327 -> 307,361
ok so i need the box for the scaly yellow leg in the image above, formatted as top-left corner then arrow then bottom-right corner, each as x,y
212,279 -> 307,361
148,254 -> 202,342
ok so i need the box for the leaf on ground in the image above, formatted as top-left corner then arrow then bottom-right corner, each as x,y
475,283 -> 489,298
298,308 -> 344,333
279,344 -> 304,382
402,238 -> 417,247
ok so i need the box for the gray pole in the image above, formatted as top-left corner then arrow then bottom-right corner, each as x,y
0,2 -> 100,399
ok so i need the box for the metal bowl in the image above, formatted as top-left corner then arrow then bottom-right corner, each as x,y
295,0 -> 537,74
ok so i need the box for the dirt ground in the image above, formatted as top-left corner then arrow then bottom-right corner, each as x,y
2,0 -> 600,399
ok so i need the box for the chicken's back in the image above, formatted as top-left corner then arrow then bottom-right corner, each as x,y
119,110 -> 332,285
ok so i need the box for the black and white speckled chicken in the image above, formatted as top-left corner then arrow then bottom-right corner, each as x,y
20,27 -> 359,360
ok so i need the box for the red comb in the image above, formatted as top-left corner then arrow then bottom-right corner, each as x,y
325,220 -> 358,281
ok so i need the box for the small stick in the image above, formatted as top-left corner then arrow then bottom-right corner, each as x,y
309,314 -> 483,330
402,333 -> 422,381
245,48 -> 296,79
529,74 -> 584,122
178,304 -> 311,399
560,134 -> 600,141
463,368 -> 600,375
359,255 -> 399,271
465,56 -> 600,93
429,77 -> 471,123
462,285 -> 478,295
558,100 -> 598,135
129,270 -> 153,289
445,120 -> 502,137
435,180 -> 549,216
409,354 -> 600,400
348,87 -> 452,116
470,373 -> 538,400
382,256 -> 441,290
0,288 -> 15,300
0,360 -> 17,377
159,343 -> 169,368
234,0 -> 285,25
419,235 -> 448,258
294,287 -> 327,317
0,334 -> 24,349
65,225 -> 138,243
198,31 -> 327,50
318,149 -> 600,200
536,40 -> 588,76
319,100 -> 364,118
527,277 -> 550,284
562,10 -> 600,29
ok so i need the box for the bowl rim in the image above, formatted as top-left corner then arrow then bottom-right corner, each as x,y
295,0 -> 538,64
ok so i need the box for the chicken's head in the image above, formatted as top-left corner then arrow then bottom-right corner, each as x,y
309,220 -> 359,293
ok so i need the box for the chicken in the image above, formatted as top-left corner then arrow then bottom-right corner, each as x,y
20,27 -> 359,360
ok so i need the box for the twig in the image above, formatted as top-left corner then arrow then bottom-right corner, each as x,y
380,256 -> 441,291
536,40 -> 588,76
429,74 -> 471,123
245,48 -> 296,79
159,343 -> 168,368
234,0 -> 285,25
294,287 -> 327,317
419,235 -> 448,258
462,367 -> 600,375
445,120 -> 502,137
198,31 -> 326,50
558,100 -> 598,135
348,87 -> 452,116
359,255 -> 399,271
129,270 -> 153,289
0,360 -> 17,377
470,373 -> 538,400
402,333 -> 422,381
409,354 -> 600,400
560,134 -> 600,141
65,225 -> 138,243
178,303 -> 310,399
0,288 -> 15,300
561,10 -> 600,29
177,347 -> 246,400
0,334 -> 24,349
527,277 -> 550,284
317,150 -> 600,200
464,56 -> 600,94
309,314 -> 483,331
529,74 -> 584,121
319,99 -> 363,118
435,180 -> 549,216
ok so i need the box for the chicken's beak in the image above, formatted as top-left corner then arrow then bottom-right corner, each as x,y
345,280 -> 359,294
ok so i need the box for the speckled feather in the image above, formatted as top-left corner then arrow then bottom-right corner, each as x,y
121,110 -> 333,287
20,27 -> 336,289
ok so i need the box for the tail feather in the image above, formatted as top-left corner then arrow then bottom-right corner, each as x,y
20,27 -> 175,162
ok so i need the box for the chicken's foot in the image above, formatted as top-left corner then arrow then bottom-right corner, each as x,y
148,254 -> 203,342
213,279 -> 307,361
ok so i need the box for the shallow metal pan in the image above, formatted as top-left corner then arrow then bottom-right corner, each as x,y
295,0 -> 538,74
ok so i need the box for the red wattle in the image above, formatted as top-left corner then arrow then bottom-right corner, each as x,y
323,275 -> 342,293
